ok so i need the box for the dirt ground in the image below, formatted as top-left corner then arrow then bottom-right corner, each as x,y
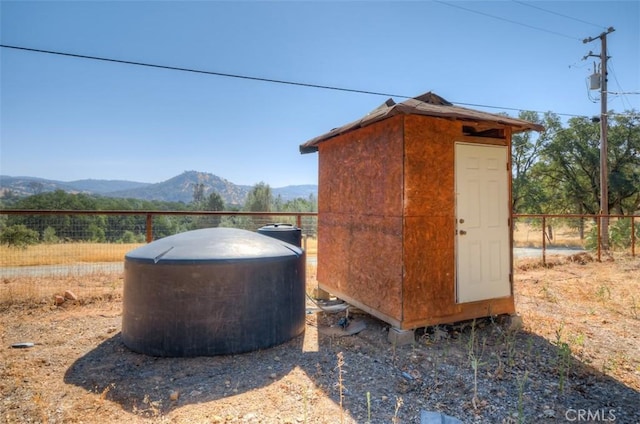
1,253 -> 639,423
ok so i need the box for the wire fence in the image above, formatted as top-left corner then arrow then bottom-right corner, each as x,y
0,210 -> 637,305
0,211 -> 317,305
513,214 -> 638,263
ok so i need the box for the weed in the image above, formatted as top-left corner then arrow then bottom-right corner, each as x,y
493,354 -> 505,380
392,396 -> 404,424
503,328 -> 519,367
516,371 -> 529,423
630,296 -> 639,319
525,336 -> 534,358
32,391 -> 47,423
595,284 -> 611,303
554,324 -> 572,393
366,391 -> 371,424
336,352 -> 345,424
539,282 -> 557,303
99,383 -> 115,403
390,336 -> 397,366
467,320 -> 486,409
572,333 -> 586,362
433,353 -> 441,385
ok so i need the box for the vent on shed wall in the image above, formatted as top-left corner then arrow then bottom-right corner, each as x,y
462,126 -> 506,139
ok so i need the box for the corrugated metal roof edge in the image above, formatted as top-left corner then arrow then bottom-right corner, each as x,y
299,97 -> 545,154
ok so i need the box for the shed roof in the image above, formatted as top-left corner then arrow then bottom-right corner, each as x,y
299,92 -> 545,154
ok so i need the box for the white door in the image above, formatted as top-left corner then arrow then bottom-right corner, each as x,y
455,143 -> 511,303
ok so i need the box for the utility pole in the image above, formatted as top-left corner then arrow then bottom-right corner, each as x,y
583,26 -> 614,251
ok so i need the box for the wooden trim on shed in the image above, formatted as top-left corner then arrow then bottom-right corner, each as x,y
400,296 -> 516,330
459,135 -> 509,146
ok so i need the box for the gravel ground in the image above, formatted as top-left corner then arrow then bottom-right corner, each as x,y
1,254 -> 639,423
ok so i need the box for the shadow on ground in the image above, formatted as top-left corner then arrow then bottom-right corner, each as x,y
64,313 -> 640,422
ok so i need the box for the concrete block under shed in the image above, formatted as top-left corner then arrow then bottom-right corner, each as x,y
388,327 -> 415,346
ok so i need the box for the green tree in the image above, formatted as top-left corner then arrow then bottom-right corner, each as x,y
205,192 -> 225,211
538,116 -> 601,214
190,191 -> 226,228
536,110 -> 640,215
244,182 -> 273,212
238,182 -> 274,230
511,111 -> 556,213
607,112 -> 640,214
6,190 -> 193,242
0,224 -> 39,248
192,183 -> 205,204
0,190 -> 21,208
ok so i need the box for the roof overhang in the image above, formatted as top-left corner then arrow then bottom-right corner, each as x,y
300,92 -> 545,154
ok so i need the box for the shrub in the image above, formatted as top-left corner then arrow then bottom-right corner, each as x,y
585,218 -> 640,251
0,224 -> 40,248
42,226 -> 59,244
120,230 -> 144,243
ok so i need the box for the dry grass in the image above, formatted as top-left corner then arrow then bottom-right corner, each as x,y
513,221 -> 588,249
0,243 -> 144,267
303,237 -> 318,255
1,255 -> 317,308
0,238 -> 317,268
0,272 -> 124,309
514,252 -> 640,390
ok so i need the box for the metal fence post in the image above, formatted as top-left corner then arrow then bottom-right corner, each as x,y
597,216 -> 601,262
146,213 -> 153,243
632,216 -> 636,257
542,216 -> 546,265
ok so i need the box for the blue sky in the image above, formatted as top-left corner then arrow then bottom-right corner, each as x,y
1,1 -> 638,187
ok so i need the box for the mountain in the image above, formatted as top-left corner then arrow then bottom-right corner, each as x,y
67,179 -> 151,194
0,176 -> 82,196
273,185 -> 317,200
0,172 -> 317,205
106,171 -> 252,205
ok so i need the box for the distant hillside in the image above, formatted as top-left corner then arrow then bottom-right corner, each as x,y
0,172 -> 317,206
106,171 -> 251,205
68,179 -> 151,194
273,185 -> 317,200
0,176 -> 85,196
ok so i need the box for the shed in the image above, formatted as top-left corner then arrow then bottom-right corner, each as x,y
300,92 -> 543,330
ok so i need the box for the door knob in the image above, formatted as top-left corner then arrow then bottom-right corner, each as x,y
459,230 -> 467,235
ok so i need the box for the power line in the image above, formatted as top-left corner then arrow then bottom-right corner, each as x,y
1,43 -> 590,118
607,58 -> 636,111
433,0 -> 579,40
0,44 -> 411,99
511,0 -> 607,30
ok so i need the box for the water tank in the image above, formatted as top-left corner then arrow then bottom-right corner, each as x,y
122,227 -> 305,357
257,223 -> 302,247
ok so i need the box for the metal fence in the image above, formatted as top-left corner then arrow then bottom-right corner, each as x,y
513,214 -> 638,263
0,211 -> 317,304
0,210 -> 637,304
